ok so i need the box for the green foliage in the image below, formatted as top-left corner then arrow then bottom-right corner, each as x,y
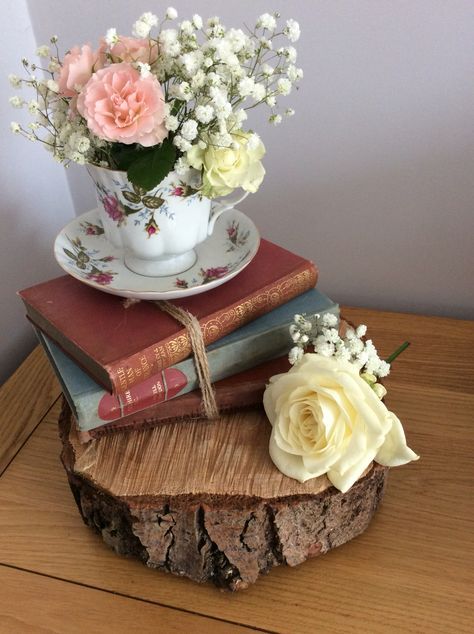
127,140 -> 177,191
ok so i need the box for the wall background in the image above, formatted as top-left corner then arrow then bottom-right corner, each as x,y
1,0 -> 473,384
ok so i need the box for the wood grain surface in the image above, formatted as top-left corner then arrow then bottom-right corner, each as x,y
0,307 -> 472,633
68,406 -> 337,498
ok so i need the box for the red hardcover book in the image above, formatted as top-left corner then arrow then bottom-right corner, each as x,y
19,239 -> 317,394
78,355 -> 291,442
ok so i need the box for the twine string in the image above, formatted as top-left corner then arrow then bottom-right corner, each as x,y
123,298 -> 219,419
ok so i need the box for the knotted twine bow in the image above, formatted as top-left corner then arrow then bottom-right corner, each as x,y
123,298 -> 219,419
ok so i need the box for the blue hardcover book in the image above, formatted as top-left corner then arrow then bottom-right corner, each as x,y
36,289 -> 339,432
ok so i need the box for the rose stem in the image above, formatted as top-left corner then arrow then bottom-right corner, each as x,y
385,341 -> 410,364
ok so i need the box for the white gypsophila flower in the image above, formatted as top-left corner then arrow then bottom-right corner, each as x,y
47,79 -> 59,93
180,20 -> 194,35
315,337 -> 335,358
192,14 -> 203,30
181,119 -> 198,141
164,115 -> 179,132
247,132 -> 262,152
9,96 -> 23,108
105,28 -> 118,45
70,151 -> 86,165
178,51 -> 203,77
284,46 -> 298,63
377,361 -> 391,378
170,81 -> 192,101
195,105 -> 214,124
257,13 -> 277,31
262,64 -> 274,77
288,346 -> 304,366
75,136 -> 90,153
269,114 -> 282,125
159,29 -> 181,57
8,74 -> 22,88
334,341 -> 351,362
175,156 -> 189,176
266,95 -> 276,107
225,28 -> 248,53
289,324 -> 301,342
356,325 -> 368,338
251,84 -> 266,102
260,37 -> 273,51
322,313 -> 338,328
238,76 -> 255,97
198,139 -> 207,149
10,122 -> 21,133
137,62 -> 151,78
36,45 -> 50,58
28,122 -> 40,130
48,58 -> 60,72
173,134 -> 192,152
203,56 -> 213,68
348,337 -> 364,356
285,108 -> 295,117
207,16 -> 220,28
276,78 -> 292,96
284,19 -> 301,42
165,7 -> 178,20
190,69 -> 206,90
322,327 -> 341,344
286,65 -> 299,83
133,13 -> 158,38
27,99 -> 40,114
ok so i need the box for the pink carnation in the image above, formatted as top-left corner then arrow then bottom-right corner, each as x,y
58,44 -> 104,97
109,37 -> 159,64
77,62 -> 168,146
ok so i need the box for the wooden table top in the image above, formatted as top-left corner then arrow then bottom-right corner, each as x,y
0,307 -> 472,634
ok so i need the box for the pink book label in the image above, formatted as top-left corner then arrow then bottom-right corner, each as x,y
97,368 -> 188,421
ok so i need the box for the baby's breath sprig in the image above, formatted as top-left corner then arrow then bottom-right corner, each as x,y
288,313 -> 391,380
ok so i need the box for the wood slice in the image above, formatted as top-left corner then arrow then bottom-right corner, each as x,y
58,399 -> 388,591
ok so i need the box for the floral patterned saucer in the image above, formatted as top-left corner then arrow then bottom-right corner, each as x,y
54,208 -> 260,300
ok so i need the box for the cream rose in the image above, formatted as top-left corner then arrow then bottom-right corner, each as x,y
263,354 -> 418,493
187,132 -> 265,198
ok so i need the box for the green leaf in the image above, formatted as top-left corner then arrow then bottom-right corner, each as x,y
109,143 -> 140,171
122,190 -> 141,204
142,195 -> 165,209
127,140 -> 177,191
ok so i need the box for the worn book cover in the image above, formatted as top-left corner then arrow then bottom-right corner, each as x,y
35,289 -> 338,433
20,239 -> 317,394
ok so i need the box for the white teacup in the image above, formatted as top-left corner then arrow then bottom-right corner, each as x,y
87,165 -> 248,277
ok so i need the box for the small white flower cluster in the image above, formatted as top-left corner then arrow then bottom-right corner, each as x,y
9,10 -> 302,183
8,49 -> 100,166
288,313 -> 391,379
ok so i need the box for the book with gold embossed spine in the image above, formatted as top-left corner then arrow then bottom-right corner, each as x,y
19,239 -> 317,395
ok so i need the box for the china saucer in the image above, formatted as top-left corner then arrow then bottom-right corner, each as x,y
54,208 -> 260,300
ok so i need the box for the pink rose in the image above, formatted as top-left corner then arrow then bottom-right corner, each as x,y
58,44 -> 104,97
109,37 -> 159,64
77,62 -> 168,146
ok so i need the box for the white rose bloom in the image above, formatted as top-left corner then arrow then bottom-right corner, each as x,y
263,354 -> 419,492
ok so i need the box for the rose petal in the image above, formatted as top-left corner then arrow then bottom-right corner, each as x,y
375,412 -> 420,466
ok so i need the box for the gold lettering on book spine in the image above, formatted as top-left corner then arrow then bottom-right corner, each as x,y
156,268 -> 315,368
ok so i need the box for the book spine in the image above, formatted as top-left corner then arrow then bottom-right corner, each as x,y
75,297 -> 337,432
106,262 -> 317,394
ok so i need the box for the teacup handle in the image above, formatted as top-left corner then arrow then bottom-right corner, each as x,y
208,191 -> 249,235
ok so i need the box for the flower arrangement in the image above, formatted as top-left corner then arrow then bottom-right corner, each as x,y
9,9 -> 302,196
263,313 -> 419,493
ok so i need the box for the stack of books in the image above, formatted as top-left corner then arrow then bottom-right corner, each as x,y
19,239 -> 338,442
